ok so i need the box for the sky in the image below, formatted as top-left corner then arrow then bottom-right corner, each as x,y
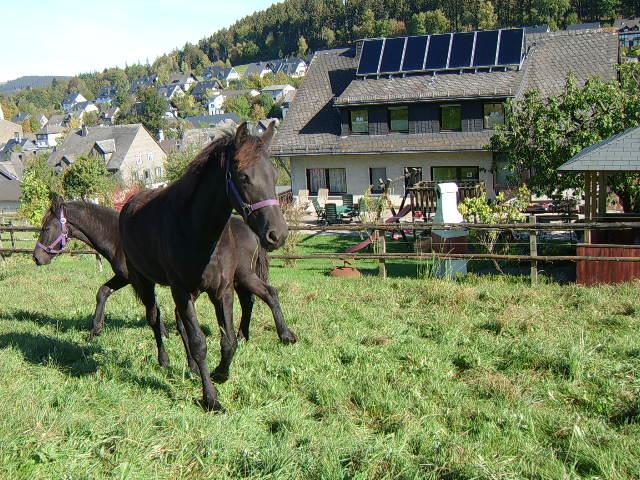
0,0 -> 280,83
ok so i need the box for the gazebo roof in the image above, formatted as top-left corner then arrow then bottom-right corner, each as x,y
559,125 -> 640,172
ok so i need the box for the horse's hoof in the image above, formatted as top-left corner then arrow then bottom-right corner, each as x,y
237,330 -> 249,342
197,398 -> 225,412
89,329 -> 102,340
211,368 -> 229,384
158,352 -> 170,368
280,330 -> 298,344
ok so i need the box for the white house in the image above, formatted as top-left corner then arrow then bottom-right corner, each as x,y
243,62 -> 273,78
157,84 -> 185,101
204,66 -> 241,86
169,73 -> 198,92
62,92 -> 87,112
262,84 -> 296,102
207,95 -> 226,115
35,124 -> 65,149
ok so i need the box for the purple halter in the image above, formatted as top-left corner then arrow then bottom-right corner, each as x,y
36,208 -> 69,255
225,158 -> 279,218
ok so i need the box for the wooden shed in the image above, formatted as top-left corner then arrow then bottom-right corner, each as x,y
559,125 -> 640,284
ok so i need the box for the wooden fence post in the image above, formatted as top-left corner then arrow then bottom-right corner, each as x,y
378,230 -> 387,278
529,215 -> 538,284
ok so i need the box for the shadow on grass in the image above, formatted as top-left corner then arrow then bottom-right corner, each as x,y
5,309 -> 142,333
0,332 -> 101,376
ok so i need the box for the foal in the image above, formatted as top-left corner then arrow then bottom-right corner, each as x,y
33,198 -> 296,362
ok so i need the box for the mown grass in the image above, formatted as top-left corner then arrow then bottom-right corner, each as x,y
0,234 -> 638,479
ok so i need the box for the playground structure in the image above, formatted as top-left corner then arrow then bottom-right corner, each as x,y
345,177 -> 485,254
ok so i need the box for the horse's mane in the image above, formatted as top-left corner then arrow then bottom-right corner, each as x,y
167,121 -> 268,203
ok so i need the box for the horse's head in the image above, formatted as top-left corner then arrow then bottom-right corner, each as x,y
228,122 -> 288,251
33,194 -> 69,266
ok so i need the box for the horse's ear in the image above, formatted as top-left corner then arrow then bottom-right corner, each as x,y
234,122 -> 250,148
261,120 -> 277,147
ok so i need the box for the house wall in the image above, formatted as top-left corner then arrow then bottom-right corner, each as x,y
341,100 -> 494,135
0,200 -> 19,213
288,150 -> 494,204
117,128 -> 167,188
0,120 -> 23,146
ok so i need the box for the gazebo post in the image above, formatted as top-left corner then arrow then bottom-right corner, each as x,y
598,171 -> 607,220
584,171 -> 593,244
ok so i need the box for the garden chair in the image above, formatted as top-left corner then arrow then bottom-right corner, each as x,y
325,203 -> 352,225
296,189 -> 310,208
311,198 -> 326,223
317,188 -> 329,207
341,194 -> 359,217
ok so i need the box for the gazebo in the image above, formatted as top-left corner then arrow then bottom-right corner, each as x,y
558,125 -> 640,284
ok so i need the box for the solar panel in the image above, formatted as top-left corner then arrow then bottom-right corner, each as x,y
448,32 -> 475,69
473,30 -> 499,67
497,29 -> 524,66
425,34 -> 451,70
357,39 -> 384,75
356,27 -> 525,76
379,37 -> 406,73
401,36 -> 429,72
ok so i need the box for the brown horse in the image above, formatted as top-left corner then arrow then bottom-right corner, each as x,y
119,122 -> 288,410
32,199 -> 297,356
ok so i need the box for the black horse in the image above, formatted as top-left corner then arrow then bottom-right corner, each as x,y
32,199 -> 297,354
119,122 -> 288,410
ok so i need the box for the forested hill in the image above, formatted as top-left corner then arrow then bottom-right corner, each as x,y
0,76 -> 72,94
188,0 -> 639,65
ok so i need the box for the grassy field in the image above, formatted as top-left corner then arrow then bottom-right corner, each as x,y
0,234 -> 638,479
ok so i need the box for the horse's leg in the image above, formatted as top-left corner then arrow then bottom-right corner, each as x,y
236,286 -> 254,342
175,306 -> 198,373
171,287 -> 221,411
242,273 -> 297,344
137,279 -> 169,367
91,275 -> 128,338
210,289 -> 237,384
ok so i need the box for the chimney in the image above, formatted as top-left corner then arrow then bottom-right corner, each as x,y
158,129 -> 165,142
81,125 -> 89,137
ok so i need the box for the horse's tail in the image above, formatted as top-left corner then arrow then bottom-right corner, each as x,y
255,245 -> 270,283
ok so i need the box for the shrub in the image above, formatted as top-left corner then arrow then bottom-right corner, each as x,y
19,154 -> 61,225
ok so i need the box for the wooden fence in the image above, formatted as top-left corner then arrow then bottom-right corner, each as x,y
4,219 -> 640,283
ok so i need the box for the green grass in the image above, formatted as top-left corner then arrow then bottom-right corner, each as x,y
0,234 -> 639,478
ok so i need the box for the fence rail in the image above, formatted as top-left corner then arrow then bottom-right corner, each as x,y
3,220 -> 640,283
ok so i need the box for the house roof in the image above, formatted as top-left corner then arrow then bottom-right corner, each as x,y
191,80 -> 222,98
272,30 -> 619,156
559,125 -> 640,172
12,112 -> 31,123
244,62 -> 273,77
63,92 -> 85,104
0,165 -> 21,202
48,124 -> 145,171
37,124 -> 64,134
46,114 -> 66,126
184,113 -> 241,128
525,24 -> 551,34
169,73 -> 197,84
205,66 -> 238,80
221,89 -> 259,98
566,22 -> 601,31
262,84 -> 294,91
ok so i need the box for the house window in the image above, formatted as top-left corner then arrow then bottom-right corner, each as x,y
432,166 -> 479,184
369,167 -> 387,194
404,167 -> 423,188
440,104 -> 462,131
350,109 -> 369,134
147,153 -> 154,162
135,154 -> 142,166
483,103 -> 505,129
306,168 -> 347,194
143,169 -> 151,182
155,166 -> 163,178
389,106 -> 409,133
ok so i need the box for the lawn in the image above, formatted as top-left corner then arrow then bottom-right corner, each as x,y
0,234 -> 638,479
